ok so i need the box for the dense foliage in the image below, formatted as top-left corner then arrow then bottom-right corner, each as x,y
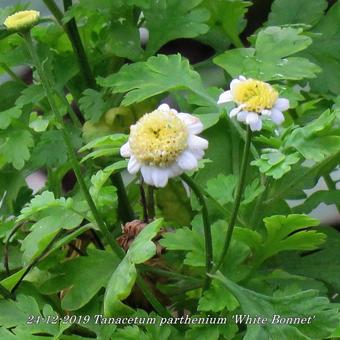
0,0 -> 339,339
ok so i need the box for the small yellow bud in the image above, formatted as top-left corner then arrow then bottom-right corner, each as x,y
4,10 -> 40,31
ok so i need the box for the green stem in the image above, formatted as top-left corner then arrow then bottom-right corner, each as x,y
215,126 -> 252,271
139,176 -> 149,222
22,31 -> 123,256
11,230 -> 64,294
250,176 -> 269,229
22,31 -> 169,318
324,173 -> 340,213
63,0 -> 96,88
110,173 -> 135,223
44,0 -> 136,226
43,0 -> 63,25
138,264 -> 202,283
43,0 -> 96,88
147,186 -> 155,219
135,276 -> 172,318
181,173 -> 213,290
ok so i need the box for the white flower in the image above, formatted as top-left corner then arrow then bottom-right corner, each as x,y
218,76 -> 289,131
120,104 -> 208,188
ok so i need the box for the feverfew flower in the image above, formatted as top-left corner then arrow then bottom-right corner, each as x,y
120,104 -> 208,188
218,76 -> 289,131
4,10 -> 40,31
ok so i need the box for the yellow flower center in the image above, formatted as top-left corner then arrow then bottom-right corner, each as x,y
233,79 -> 278,113
129,110 -> 188,167
4,10 -> 40,30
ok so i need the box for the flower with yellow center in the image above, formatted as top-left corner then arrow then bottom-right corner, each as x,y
4,10 -> 40,31
121,104 -> 208,188
218,76 -> 289,131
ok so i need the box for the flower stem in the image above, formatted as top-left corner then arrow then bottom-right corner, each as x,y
139,176 -> 149,222
181,173 -> 213,289
22,31 -> 170,318
22,31 -> 123,256
110,173 -> 135,223
43,0 -> 96,88
147,186 -> 155,220
62,0 -> 96,88
215,126 -> 252,271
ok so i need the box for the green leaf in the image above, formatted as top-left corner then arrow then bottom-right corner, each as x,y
32,128 -> 81,168
156,180 -> 193,226
293,190 -> 340,214
303,2 -> 340,95
251,150 -> 300,179
104,219 -> 163,316
21,207 -> 83,264
29,111 -> 49,132
214,27 -> 319,81
198,279 -> 239,312
143,0 -> 209,57
98,54 -> 206,106
89,162 -> 126,225
80,133 -> 128,162
128,218 -> 163,264
284,110 -> 340,162
213,272 -> 340,340
90,161 -> 127,201
18,191 -> 76,222
0,295 -> 60,337
206,174 -> 236,205
279,226 -> 340,291
40,249 -> 120,311
267,0 -> 327,27
0,128 -> 34,170
160,219 -> 251,280
15,84 -> 45,108
79,89 -> 107,123
242,179 -> 265,206
0,107 -> 21,129
199,0 -> 251,51
235,214 -> 324,268
30,130 -> 68,168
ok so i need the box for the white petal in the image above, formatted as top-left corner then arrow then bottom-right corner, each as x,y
237,111 -> 248,122
187,134 -> 208,150
189,148 -> 204,160
249,119 -> 262,131
239,75 -> 247,81
177,150 -> 198,170
151,167 -> 170,188
170,108 -> 178,114
270,108 -> 285,125
274,98 -> 289,112
261,109 -> 271,116
230,106 -> 241,118
157,103 -> 170,112
141,166 -> 153,185
168,163 -> 183,178
127,156 -> 141,174
230,79 -> 241,92
246,112 -> 259,125
177,112 -> 204,134
120,142 -> 131,157
217,90 -> 233,104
